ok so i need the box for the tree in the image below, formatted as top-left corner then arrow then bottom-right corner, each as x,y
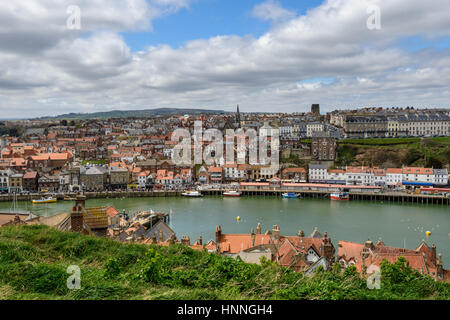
426,156 -> 442,168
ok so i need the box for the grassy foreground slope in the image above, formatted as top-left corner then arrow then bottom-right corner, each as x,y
0,225 -> 449,300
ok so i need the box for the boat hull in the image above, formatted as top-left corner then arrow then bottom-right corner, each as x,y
223,193 -> 241,197
32,199 -> 57,204
182,192 -> 203,197
282,193 -> 300,199
330,194 -> 349,201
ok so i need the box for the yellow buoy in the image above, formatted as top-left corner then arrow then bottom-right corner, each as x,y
236,216 -> 241,221
425,231 -> 431,237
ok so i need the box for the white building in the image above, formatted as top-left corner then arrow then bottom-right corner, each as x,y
400,113 -> 450,137
326,169 -> 346,184
433,169 -> 448,186
373,169 -> 386,187
345,167 -> 374,186
306,122 -> 325,138
280,125 -> 293,137
163,148 -> 174,159
0,169 -> 11,193
402,167 -> 434,185
224,163 -> 239,180
309,164 -> 328,183
260,166 -> 279,180
138,172 -> 151,187
224,163 -> 246,181
386,168 -> 403,187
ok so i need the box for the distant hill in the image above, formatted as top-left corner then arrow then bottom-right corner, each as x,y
36,108 -> 226,120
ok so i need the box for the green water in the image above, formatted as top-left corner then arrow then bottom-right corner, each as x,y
2,196 -> 449,267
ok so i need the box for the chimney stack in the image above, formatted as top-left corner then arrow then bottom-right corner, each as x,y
181,236 -> 191,246
365,240 -> 374,250
75,194 -> 86,211
436,254 -> 444,280
159,229 -> 163,242
256,223 -> 261,235
70,205 -> 84,232
198,236 -> 203,246
272,225 -> 280,241
431,244 -> 437,263
323,232 -> 334,263
215,225 -> 222,244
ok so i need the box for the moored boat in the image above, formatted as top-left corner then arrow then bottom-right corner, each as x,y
223,190 -> 242,197
32,197 -> 57,204
330,192 -> 350,201
181,191 -> 203,197
282,192 -> 300,199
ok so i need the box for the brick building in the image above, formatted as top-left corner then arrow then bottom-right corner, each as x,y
311,132 -> 336,161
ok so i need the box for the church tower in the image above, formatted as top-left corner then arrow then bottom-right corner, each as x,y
236,104 -> 241,128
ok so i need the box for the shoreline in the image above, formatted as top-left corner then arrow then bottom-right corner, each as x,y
0,189 -> 448,205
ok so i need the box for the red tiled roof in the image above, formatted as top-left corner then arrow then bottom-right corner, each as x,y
23,171 -> 37,179
106,206 -> 119,218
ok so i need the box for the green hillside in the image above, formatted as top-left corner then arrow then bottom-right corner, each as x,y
36,108 -> 226,120
335,137 -> 450,168
0,225 -> 449,300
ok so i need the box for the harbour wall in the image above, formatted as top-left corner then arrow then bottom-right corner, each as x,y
0,189 -> 448,205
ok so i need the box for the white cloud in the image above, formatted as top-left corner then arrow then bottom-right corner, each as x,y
252,0 -> 296,22
0,0 -> 450,118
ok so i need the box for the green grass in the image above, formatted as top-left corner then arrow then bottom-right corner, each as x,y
81,160 -> 106,165
339,137 -> 423,146
0,225 -> 449,300
334,137 -> 450,167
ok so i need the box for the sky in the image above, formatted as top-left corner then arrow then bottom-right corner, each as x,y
0,0 -> 449,118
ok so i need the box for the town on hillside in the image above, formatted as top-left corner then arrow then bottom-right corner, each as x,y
0,105 -> 449,282
0,105 -> 448,196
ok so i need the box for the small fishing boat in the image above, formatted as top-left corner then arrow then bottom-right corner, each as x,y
223,190 -> 242,197
32,197 -> 57,204
330,192 -> 350,201
282,192 -> 300,199
181,191 -> 203,197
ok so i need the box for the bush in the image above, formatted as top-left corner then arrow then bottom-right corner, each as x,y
103,258 -> 121,279
139,248 -> 165,283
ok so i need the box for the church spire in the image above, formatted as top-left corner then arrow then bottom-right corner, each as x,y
236,104 -> 241,128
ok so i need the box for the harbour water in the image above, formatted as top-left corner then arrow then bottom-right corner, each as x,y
1,196 -> 448,267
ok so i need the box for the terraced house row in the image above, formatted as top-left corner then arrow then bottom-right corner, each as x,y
329,108 -> 450,138
308,165 -> 448,188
